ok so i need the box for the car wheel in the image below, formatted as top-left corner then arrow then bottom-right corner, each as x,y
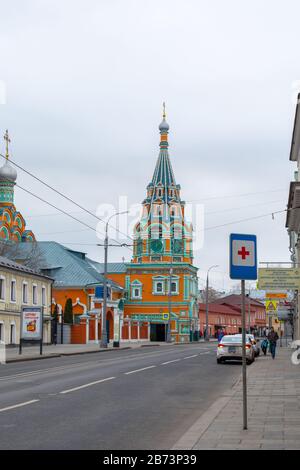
217,358 -> 222,364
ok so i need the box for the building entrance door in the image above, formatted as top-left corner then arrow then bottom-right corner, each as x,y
150,323 -> 165,342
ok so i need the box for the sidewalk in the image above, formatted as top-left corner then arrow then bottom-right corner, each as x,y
173,346 -> 300,450
2,339 -> 205,363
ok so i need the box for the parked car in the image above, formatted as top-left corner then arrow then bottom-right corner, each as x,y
217,334 -> 255,364
234,333 -> 260,357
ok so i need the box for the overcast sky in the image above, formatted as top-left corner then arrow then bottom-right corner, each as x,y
1,0 -> 300,290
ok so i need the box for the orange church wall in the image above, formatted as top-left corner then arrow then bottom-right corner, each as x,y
53,288 -> 92,316
106,273 -> 126,288
71,324 -> 86,344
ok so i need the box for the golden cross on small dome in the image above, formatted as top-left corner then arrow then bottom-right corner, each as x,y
3,129 -> 10,160
162,102 -> 166,119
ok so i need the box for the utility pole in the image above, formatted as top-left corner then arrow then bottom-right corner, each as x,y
100,211 -> 129,348
205,265 -> 219,341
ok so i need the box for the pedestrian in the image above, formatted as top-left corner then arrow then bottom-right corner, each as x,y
261,337 -> 268,356
218,329 -> 224,342
267,327 -> 279,359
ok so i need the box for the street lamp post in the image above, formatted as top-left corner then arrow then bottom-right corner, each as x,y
205,265 -> 219,341
100,211 -> 128,348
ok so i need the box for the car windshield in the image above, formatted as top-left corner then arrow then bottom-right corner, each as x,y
220,336 -> 243,343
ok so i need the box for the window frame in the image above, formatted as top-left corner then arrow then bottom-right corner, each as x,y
22,281 -> 28,304
10,279 -> 16,302
0,276 -> 5,301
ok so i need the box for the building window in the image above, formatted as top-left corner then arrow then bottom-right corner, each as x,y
171,280 -> 179,294
132,287 -> 141,299
22,282 -> 28,304
156,282 -> 164,294
0,322 -> 3,342
10,323 -> 16,344
10,280 -> 16,302
32,285 -> 38,305
42,287 -> 46,306
0,277 -> 5,301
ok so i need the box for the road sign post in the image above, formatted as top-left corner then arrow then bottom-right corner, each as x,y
230,233 -> 257,431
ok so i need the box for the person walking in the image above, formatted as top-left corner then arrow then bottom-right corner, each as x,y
261,336 -> 268,356
267,327 -> 279,359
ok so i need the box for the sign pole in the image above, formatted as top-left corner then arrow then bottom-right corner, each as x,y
19,312 -> 22,355
40,307 -> 44,355
241,279 -> 248,430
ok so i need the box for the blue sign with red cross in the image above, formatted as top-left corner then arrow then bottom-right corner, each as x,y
230,233 -> 257,280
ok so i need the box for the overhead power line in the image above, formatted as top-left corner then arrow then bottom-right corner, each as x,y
16,184 -> 133,252
0,152 -> 133,243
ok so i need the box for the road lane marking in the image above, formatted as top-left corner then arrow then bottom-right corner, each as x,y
161,359 -> 182,365
199,351 -> 210,355
0,349 -> 181,381
124,366 -> 156,375
183,355 -> 198,360
60,377 -> 115,394
0,346 -> 212,382
0,399 -> 39,413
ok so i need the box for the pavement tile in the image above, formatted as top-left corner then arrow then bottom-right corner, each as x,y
190,347 -> 300,451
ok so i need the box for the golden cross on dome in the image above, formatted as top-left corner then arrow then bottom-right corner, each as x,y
3,129 -> 10,160
163,102 -> 166,119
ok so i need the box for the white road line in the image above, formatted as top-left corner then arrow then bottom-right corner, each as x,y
199,351 -> 210,355
0,349 -> 181,381
0,399 -> 39,413
124,365 -> 156,375
161,359 -> 182,365
60,376 -> 115,394
183,355 -> 198,360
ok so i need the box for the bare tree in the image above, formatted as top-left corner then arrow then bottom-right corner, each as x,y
0,241 -> 45,272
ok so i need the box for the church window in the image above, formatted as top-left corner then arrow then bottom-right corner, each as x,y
131,281 -> 142,299
171,281 -> 178,293
156,282 -> 163,292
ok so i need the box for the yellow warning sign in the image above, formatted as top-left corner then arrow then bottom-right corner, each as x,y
265,300 -> 278,312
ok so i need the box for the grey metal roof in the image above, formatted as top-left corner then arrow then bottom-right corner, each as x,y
0,255 -> 52,280
86,259 -> 127,274
13,242 -> 122,289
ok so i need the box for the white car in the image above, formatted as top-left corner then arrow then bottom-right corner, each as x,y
234,334 -> 260,357
217,335 -> 255,364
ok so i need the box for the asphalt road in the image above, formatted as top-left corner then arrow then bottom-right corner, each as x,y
0,343 -> 242,450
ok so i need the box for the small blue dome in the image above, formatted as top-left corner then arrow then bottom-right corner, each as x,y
159,118 -> 169,132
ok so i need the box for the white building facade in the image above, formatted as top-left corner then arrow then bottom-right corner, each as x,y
0,256 -> 52,345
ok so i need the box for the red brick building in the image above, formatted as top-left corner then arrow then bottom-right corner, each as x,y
213,294 -> 267,335
198,303 -> 243,337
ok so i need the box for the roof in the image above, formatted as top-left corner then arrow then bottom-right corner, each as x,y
214,294 -> 265,308
286,181 -> 300,229
152,148 -> 176,188
12,242 -> 122,289
290,93 -> 300,161
198,303 -> 241,315
86,259 -> 127,274
0,255 -> 52,281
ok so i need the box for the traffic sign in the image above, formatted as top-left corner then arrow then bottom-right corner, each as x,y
266,300 -> 278,312
230,233 -> 257,280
